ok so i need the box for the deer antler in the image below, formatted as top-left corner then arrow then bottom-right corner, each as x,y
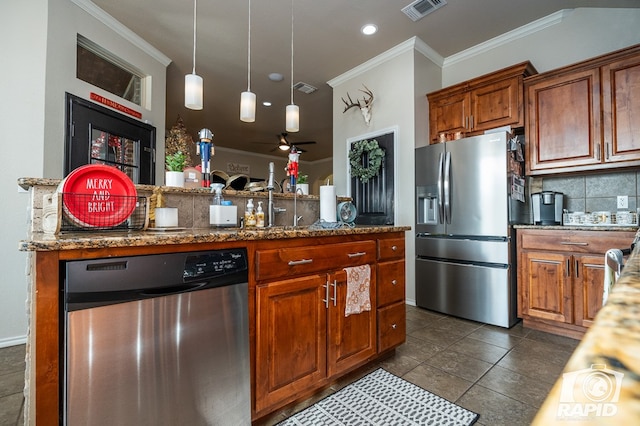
359,85 -> 374,107
341,92 -> 361,113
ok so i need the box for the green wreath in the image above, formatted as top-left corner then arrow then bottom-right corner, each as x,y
349,139 -> 385,183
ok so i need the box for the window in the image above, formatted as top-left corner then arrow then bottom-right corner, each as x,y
76,34 -> 145,106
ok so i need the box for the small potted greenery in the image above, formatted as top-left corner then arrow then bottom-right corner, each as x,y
165,150 -> 186,187
296,174 -> 309,195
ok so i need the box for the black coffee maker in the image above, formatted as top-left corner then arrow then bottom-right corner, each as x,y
531,191 -> 564,225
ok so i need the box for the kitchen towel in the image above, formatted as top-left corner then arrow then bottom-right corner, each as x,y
320,185 -> 337,222
343,264 -> 371,317
603,249 -> 623,305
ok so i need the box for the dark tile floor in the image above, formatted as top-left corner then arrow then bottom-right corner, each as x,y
260,305 -> 579,426
0,344 -> 25,426
0,305 -> 579,426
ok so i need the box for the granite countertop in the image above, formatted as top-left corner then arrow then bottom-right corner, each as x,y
532,230 -> 640,424
19,225 -> 411,252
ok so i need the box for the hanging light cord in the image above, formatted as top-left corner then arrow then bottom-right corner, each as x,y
192,0 -> 197,74
247,0 -> 251,91
290,0 -> 294,105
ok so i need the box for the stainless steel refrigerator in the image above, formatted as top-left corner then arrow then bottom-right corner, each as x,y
415,132 -> 526,328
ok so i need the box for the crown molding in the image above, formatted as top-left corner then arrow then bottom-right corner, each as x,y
444,9 -> 573,66
71,0 -> 172,67
328,36 -> 443,88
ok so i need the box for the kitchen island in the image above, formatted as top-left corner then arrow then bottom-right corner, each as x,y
532,230 -> 640,424
18,179 -> 410,425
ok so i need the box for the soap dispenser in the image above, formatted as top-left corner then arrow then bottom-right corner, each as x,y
245,198 -> 256,227
256,201 -> 265,228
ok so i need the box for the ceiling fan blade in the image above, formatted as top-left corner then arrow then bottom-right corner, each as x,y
291,141 -> 316,145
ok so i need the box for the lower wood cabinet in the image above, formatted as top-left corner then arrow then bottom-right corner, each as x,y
517,229 -> 635,338
253,234 -> 405,420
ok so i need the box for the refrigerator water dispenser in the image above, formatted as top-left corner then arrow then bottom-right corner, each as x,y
417,185 -> 439,225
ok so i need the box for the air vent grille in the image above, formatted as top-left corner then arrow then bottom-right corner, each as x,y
401,0 -> 447,22
293,82 -> 317,94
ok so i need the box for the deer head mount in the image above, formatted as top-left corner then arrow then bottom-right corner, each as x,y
342,85 -> 374,126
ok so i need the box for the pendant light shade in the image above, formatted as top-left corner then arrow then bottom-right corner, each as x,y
240,91 -> 256,122
240,0 -> 256,122
286,104 -> 299,132
185,73 -> 203,110
286,0 -> 299,132
185,0 -> 203,110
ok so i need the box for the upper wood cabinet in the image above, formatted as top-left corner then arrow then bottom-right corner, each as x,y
526,44 -> 640,175
427,61 -> 536,143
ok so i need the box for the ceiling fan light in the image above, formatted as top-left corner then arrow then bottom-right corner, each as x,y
185,73 -> 203,110
279,141 -> 290,150
286,104 -> 299,132
240,91 -> 256,122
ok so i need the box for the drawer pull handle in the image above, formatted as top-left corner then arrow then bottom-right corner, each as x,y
288,258 -> 313,266
560,242 -> 588,246
348,252 -> 366,258
331,280 -> 337,307
391,279 -> 397,286
391,323 -> 397,329
391,245 -> 397,251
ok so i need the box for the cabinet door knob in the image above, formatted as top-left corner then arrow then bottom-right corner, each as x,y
391,245 -> 397,251
391,323 -> 397,329
391,279 -> 397,286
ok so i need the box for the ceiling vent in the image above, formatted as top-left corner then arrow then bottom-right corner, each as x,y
401,0 -> 447,22
293,82 -> 317,94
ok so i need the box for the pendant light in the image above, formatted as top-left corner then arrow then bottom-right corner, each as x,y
240,0 -> 256,122
285,0 -> 299,132
185,0 -> 203,110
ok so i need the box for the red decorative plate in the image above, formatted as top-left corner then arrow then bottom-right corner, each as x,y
60,165 -> 137,228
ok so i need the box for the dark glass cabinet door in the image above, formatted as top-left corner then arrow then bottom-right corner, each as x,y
65,93 -> 156,184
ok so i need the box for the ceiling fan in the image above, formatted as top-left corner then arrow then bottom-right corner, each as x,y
276,132 -> 316,152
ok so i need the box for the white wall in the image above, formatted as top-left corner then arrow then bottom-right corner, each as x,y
0,0 -> 49,348
0,0 -> 169,347
443,8 -> 640,86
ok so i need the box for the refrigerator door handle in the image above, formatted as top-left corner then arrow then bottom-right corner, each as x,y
443,151 -> 451,224
437,152 -> 444,224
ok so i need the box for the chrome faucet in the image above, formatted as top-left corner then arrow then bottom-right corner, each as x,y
267,162 -> 275,227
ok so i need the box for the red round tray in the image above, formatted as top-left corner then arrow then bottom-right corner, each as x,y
60,164 -> 137,227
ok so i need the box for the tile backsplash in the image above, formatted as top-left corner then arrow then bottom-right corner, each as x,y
530,170 -> 640,213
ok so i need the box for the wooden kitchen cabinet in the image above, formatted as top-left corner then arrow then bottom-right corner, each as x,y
376,238 -> 406,352
427,61 -> 536,143
517,229 -> 635,338
253,238 -> 378,417
526,44 -> 640,175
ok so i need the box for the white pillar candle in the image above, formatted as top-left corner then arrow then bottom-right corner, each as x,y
155,208 -> 179,228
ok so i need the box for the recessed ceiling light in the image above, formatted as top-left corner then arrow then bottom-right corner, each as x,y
268,72 -> 284,82
361,24 -> 377,35
262,101 -> 272,107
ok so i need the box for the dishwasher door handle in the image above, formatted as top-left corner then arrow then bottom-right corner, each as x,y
140,282 -> 207,296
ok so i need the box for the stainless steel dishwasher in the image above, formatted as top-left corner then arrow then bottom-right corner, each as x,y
63,248 -> 250,425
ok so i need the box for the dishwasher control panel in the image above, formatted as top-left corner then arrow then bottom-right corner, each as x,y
183,248 -> 248,281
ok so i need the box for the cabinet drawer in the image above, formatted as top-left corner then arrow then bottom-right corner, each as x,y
519,230 -> 635,254
377,302 -> 406,352
378,238 -> 405,261
377,261 -> 405,307
255,240 -> 376,281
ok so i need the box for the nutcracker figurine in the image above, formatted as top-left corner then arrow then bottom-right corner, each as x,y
196,128 -> 214,188
286,145 -> 300,192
